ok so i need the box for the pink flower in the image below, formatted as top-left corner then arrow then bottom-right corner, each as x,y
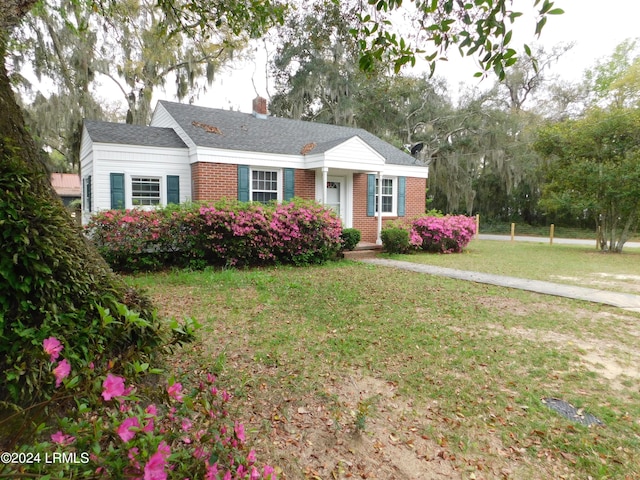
263,465 -> 276,479
117,417 -> 140,442
181,418 -> 192,432
102,374 -> 126,401
234,421 -> 246,443
167,382 -> 183,402
144,441 -> 170,480
146,404 -> 158,416
250,466 -> 261,480
53,359 -> 71,387
43,337 -> 63,362
51,431 -> 75,446
247,449 -> 256,465
205,462 -> 219,480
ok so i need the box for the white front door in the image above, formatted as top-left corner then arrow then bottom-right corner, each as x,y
326,176 -> 345,222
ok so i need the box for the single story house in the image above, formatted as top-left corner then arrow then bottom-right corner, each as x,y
80,97 -> 429,244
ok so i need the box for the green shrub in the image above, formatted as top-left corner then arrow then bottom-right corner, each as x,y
381,227 -> 412,254
0,154 -> 162,406
340,228 -> 361,251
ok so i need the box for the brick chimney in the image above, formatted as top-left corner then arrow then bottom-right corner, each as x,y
252,96 -> 268,119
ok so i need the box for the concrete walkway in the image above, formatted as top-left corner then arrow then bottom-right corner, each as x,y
359,258 -> 640,313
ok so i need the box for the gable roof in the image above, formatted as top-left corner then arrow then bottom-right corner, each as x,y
156,101 -> 420,166
83,120 -> 187,148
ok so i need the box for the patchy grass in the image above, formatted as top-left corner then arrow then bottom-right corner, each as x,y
129,262 -> 640,479
393,240 -> 640,295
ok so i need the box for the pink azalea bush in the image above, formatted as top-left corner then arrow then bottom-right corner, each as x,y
87,199 -> 342,271
87,209 -> 165,271
410,215 -> 477,253
1,337 -> 278,479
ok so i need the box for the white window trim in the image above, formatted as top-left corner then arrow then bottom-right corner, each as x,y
250,168 -> 282,202
376,176 -> 398,217
131,176 -> 162,208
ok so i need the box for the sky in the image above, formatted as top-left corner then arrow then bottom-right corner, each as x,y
179,0 -> 640,114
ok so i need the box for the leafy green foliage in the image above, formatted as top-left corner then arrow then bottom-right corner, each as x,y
1,335 -> 277,479
535,108 -> 640,251
381,226 -> 411,254
340,228 -> 361,251
353,0 -> 563,78
0,147 -> 162,406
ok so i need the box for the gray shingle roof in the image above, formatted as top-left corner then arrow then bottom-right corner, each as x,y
84,120 -> 187,148
157,101 -> 420,166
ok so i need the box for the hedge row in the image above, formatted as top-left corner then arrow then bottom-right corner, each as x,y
86,200 -> 343,272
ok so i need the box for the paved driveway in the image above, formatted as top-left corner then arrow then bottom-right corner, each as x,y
478,234 -> 640,249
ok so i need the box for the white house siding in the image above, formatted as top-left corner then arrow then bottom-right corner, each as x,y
150,103 -> 196,149
80,127 -> 94,224
194,147 -> 305,169
83,143 -> 190,224
308,137 -> 385,171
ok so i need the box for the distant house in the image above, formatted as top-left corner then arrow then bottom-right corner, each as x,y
50,173 -> 81,207
80,97 -> 429,243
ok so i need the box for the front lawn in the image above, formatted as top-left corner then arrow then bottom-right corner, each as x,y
393,239 -> 640,295
129,261 -> 640,479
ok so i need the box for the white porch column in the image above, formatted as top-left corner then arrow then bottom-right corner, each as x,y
321,167 -> 329,205
376,171 -> 383,245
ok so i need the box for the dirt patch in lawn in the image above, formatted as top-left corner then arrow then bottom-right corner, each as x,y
483,324 -> 640,390
236,370 -> 562,480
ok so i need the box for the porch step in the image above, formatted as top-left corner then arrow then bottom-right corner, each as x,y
342,242 -> 383,260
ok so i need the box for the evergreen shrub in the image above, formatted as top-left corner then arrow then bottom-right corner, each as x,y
340,228 -> 361,251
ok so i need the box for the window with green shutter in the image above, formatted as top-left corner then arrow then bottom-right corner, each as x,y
284,168 -> 295,201
167,175 -> 180,204
238,165 -> 249,202
110,173 -> 125,210
397,176 -> 406,217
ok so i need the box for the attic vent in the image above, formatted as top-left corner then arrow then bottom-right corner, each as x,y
300,142 -> 317,155
192,121 -> 223,135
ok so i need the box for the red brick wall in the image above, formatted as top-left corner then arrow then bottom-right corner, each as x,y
352,174 -> 427,243
294,169 -> 316,200
405,177 -> 427,217
191,162 -> 237,201
192,164 -> 318,202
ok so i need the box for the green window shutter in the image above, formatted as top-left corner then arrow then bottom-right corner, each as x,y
284,168 -> 295,201
366,174 -> 376,217
237,165 -> 249,202
110,173 -> 125,210
397,176 -> 406,217
86,175 -> 92,212
167,175 -> 180,204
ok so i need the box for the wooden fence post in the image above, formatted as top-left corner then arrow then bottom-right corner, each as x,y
550,224 -> 555,246
510,223 -> 515,242
475,214 -> 480,238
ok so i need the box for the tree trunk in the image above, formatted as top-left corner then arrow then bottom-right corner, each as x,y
1,21 -> 155,405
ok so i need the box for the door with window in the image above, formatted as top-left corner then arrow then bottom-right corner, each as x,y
326,176 -> 345,222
